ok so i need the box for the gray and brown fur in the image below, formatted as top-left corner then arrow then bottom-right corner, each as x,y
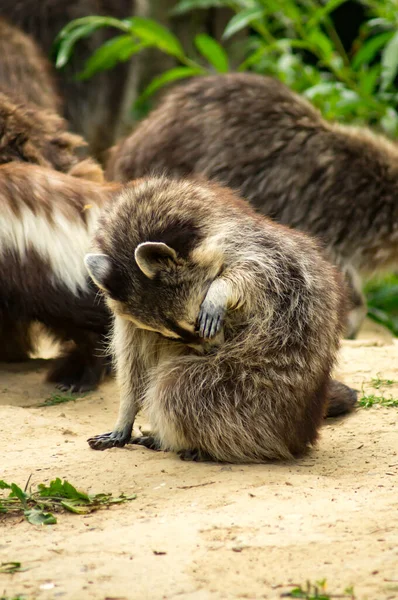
85,177 -> 356,463
0,18 -> 104,181
0,0 -> 140,161
107,73 -> 398,337
0,162 -> 118,390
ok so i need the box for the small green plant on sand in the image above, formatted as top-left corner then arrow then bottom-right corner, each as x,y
358,374 -> 398,408
39,392 -> 85,407
282,580 -> 355,599
0,563 -> 27,574
370,374 -> 396,389
0,477 -> 136,525
359,392 -> 398,408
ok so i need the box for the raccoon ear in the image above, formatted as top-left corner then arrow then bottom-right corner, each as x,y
84,253 -> 112,291
135,242 -> 178,279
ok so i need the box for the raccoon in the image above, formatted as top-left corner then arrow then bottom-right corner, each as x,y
85,177 -> 356,463
0,17 -> 60,112
0,0 -> 140,161
0,18 -> 103,180
106,73 -> 398,338
0,162 -> 118,390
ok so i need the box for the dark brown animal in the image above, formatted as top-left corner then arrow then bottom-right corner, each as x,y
107,73 -> 398,338
0,19 -> 104,180
0,162 -> 119,391
0,0 -> 139,160
85,176 -> 356,462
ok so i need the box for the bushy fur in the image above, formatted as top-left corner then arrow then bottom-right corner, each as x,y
0,1 -> 138,160
0,18 -> 104,180
107,73 -> 398,337
0,162 -> 118,390
86,177 -> 356,463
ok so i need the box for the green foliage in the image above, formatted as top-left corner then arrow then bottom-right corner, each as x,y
359,392 -> 398,407
55,1 -> 398,132
0,477 -> 136,525
195,34 -> 229,72
0,563 -> 27,574
364,273 -> 398,336
359,373 -> 398,407
282,579 -> 355,599
370,374 -> 395,388
39,392 -> 84,407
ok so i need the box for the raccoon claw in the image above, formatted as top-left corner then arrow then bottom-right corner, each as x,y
197,300 -> 226,339
87,426 -> 132,450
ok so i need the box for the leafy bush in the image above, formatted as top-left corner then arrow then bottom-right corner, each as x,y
54,1 -> 398,335
55,1 -> 398,133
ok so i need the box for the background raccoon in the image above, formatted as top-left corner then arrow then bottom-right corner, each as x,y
85,177 -> 356,463
0,0 -> 139,161
106,73 -> 398,338
0,162 -> 118,390
0,18 -> 102,180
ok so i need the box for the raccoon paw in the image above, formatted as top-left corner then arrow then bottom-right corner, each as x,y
47,354 -> 106,393
87,426 -> 132,450
178,449 -> 213,462
197,299 -> 226,339
129,435 -> 163,451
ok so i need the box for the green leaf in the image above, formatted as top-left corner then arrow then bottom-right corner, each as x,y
0,480 -> 12,489
307,30 -> 334,59
359,65 -> 381,94
10,483 -> 28,505
172,0 -> 225,15
352,31 -> 393,70
0,562 -> 27,574
56,24 -> 101,68
308,0 -> 350,27
56,16 -> 131,41
137,66 -> 205,104
61,500 -> 91,514
194,34 -> 229,72
24,509 -> 57,526
128,17 -> 184,58
38,478 -> 90,502
238,45 -> 268,71
223,7 -> 265,40
381,31 -> 398,91
79,35 -> 143,80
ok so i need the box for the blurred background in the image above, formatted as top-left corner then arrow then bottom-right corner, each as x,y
3,0 -> 398,335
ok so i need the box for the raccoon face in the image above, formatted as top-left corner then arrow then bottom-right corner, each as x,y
85,242 -> 214,343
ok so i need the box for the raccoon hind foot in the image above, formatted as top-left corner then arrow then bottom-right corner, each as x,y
130,435 -> 163,451
178,449 -> 213,462
47,350 -> 107,393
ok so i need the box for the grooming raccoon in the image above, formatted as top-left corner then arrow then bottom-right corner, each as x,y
0,18 -> 103,181
107,73 -> 398,338
0,162 -> 118,390
85,177 -> 357,463
0,1 -> 139,161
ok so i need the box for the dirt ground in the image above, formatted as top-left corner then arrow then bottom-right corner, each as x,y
1,318 -> 397,600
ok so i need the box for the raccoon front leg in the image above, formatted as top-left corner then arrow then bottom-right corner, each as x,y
88,318 -> 146,451
197,274 -> 242,339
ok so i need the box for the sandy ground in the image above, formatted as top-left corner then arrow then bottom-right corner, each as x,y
1,318 -> 398,600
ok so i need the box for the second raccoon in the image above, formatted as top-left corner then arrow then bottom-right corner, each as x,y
0,162 -> 117,390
